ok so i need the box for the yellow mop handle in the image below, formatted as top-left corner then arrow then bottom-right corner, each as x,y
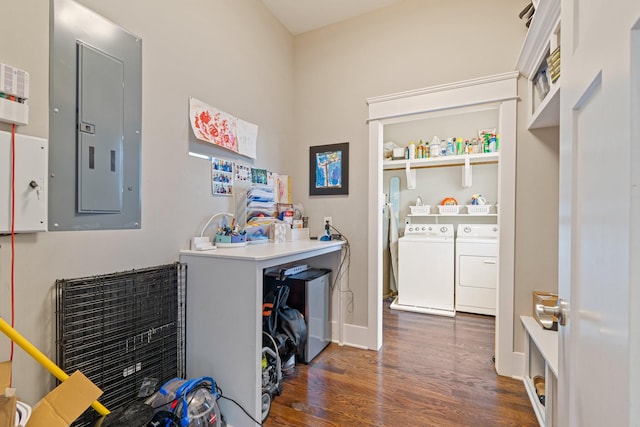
0,317 -> 109,416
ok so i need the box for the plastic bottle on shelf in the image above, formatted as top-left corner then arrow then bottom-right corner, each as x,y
430,136 -> 440,157
456,137 -> 463,155
408,141 -> 416,159
446,138 -> 455,156
488,134 -> 497,152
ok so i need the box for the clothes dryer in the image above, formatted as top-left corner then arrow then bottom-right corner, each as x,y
455,224 -> 498,315
391,224 -> 455,317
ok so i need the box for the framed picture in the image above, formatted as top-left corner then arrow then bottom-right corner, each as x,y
309,142 -> 349,196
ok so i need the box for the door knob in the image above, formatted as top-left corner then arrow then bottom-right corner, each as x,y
535,299 -> 569,327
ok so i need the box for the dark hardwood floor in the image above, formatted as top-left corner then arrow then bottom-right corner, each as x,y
265,300 -> 538,426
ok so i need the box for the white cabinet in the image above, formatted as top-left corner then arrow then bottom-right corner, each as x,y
0,130 -> 47,233
517,1 -> 562,423
521,315 -> 558,426
516,0 -> 561,129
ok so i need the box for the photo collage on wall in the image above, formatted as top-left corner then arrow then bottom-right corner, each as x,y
211,159 -> 273,196
211,158 -> 234,196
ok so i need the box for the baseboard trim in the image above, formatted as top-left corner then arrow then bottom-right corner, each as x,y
330,321 -> 370,349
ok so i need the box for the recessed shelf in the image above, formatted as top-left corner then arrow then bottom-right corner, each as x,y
516,0 -> 561,131
529,78 -> 560,129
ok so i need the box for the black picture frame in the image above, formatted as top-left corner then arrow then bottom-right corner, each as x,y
309,142 -> 349,196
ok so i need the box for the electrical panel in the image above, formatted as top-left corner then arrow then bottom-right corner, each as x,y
49,0 -> 142,231
76,42 -> 124,213
0,131 -> 48,233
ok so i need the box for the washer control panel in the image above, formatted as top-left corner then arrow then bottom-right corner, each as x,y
404,224 -> 453,236
405,225 -> 432,234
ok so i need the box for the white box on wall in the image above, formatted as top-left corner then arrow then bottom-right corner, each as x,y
0,63 -> 29,99
0,63 -> 30,125
0,131 -> 48,233
0,98 -> 29,126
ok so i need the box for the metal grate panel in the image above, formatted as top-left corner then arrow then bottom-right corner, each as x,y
56,262 -> 186,426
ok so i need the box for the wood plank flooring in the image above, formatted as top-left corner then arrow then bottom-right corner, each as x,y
265,301 -> 538,426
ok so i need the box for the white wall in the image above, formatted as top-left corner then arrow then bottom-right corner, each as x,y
0,0 -> 294,404
290,0 -> 531,328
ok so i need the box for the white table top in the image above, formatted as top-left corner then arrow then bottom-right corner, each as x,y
180,239 -> 345,261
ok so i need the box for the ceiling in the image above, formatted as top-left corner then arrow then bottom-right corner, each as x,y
261,0 -> 403,35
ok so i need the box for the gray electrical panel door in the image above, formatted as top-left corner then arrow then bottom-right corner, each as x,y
50,0 -> 141,231
77,42 -> 124,213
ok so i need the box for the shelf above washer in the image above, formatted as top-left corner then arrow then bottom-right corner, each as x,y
408,213 -> 498,218
383,152 -> 499,170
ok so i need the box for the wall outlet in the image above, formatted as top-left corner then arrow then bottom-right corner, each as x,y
323,217 -> 332,228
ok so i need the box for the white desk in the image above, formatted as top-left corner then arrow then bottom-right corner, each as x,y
179,240 -> 345,426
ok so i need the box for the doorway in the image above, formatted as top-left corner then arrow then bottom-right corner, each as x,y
366,72 -> 522,377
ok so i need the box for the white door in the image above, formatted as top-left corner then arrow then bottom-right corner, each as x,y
558,0 -> 640,425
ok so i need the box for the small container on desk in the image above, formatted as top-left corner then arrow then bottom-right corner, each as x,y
215,233 -> 247,247
286,228 -> 310,241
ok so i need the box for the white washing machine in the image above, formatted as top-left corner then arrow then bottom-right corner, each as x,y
455,224 -> 498,315
391,223 -> 455,317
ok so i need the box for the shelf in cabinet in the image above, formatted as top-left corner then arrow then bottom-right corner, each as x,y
383,152 -> 499,170
528,80 -> 560,129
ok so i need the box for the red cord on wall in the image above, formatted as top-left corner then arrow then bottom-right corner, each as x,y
10,123 -> 16,363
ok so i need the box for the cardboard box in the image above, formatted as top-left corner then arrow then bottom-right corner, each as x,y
532,291 -> 559,331
0,362 -> 103,427
0,361 -> 14,427
0,362 -> 10,393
